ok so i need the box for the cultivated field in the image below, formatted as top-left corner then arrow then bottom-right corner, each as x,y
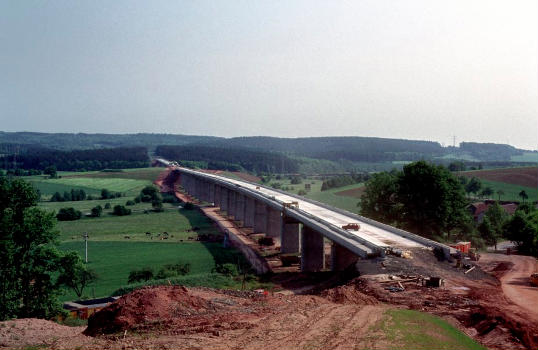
460,166 -> 538,188
459,166 -> 538,201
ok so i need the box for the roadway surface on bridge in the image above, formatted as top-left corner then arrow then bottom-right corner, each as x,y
179,167 -> 425,250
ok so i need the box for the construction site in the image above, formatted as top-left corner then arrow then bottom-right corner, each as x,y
1,167 -> 537,350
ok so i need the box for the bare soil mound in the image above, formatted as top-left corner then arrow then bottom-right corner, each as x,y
84,286 -> 267,337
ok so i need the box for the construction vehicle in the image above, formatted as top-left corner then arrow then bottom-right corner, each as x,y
342,223 -> 360,231
531,273 -> 538,287
283,201 -> 299,209
469,248 -> 481,261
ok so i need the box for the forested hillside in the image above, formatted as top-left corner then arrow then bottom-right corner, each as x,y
1,132 -> 535,174
155,145 -> 298,173
5,146 -> 149,171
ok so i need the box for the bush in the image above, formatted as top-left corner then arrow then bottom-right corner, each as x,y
125,200 -> 135,206
128,267 -> 154,284
56,207 -> 82,221
112,205 -> 131,216
290,176 -> 302,184
155,262 -> 191,279
297,189 -> 307,196
213,263 -> 238,277
134,195 -> 141,203
104,202 -> 111,209
152,200 -> 164,212
90,205 -> 103,217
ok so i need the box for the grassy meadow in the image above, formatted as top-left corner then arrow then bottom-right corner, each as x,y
26,167 -> 264,301
370,309 -> 486,350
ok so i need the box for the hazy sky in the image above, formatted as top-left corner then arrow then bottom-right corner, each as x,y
1,1 -> 537,149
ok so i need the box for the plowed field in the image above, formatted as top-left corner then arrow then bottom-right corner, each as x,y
459,167 -> 538,188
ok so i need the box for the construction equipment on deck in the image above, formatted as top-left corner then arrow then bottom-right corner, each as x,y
342,223 -> 360,231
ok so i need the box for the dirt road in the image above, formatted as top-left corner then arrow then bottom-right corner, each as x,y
479,253 -> 538,323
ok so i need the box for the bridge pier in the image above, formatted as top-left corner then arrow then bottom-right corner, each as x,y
281,218 -> 300,254
220,187 -> 229,212
301,226 -> 325,272
209,183 -> 215,204
330,242 -> 359,271
266,207 -> 282,239
214,185 -> 222,207
253,200 -> 267,233
244,197 -> 255,227
228,191 -> 236,218
235,194 -> 246,224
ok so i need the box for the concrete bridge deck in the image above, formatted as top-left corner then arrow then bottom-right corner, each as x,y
156,158 -> 452,271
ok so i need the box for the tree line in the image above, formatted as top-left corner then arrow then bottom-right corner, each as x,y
4,146 -> 149,171
155,145 -> 299,173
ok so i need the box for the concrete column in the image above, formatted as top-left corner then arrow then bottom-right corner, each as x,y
209,183 -> 215,203
244,197 -> 255,227
253,200 -> 267,233
236,194 -> 246,222
202,181 -> 210,202
281,220 -> 300,254
266,207 -> 283,238
331,243 -> 359,271
214,185 -> 222,207
301,226 -> 325,272
221,187 -> 229,212
194,178 -> 201,199
228,191 -> 236,218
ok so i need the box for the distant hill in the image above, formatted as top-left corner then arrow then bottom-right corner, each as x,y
1,131 -> 536,174
0,131 -> 221,151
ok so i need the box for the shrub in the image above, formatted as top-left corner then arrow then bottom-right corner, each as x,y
104,202 -> 111,209
213,263 -> 238,277
155,262 -> 191,279
112,205 -> 131,216
128,267 -> 154,284
91,205 -> 103,217
125,200 -> 135,206
56,207 -> 82,221
297,189 -> 307,196
152,200 -> 164,212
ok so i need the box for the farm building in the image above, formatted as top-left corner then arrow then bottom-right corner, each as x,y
469,200 -> 518,222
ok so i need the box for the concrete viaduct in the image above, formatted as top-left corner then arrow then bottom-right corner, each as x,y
157,159 -> 452,272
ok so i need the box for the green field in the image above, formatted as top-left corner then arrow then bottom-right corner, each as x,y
54,208 -> 215,242
27,167 -> 163,199
22,167 -> 268,301
475,179 -> 537,202
370,309 -> 486,350
256,177 -> 363,213
58,241 -> 246,301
